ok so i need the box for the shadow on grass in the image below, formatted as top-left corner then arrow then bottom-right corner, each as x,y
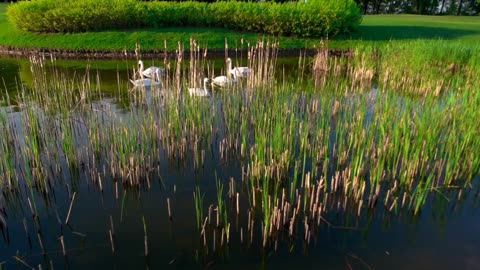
337,25 -> 479,41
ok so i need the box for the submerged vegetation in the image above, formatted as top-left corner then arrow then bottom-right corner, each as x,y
0,38 -> 479,268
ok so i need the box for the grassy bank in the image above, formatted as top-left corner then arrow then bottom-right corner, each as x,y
339,14 -> 480,44
1,3 -> 480,52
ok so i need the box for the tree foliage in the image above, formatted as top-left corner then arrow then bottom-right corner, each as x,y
354,0 -> 480,14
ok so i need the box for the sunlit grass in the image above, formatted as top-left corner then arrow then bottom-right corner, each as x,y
0,38 -> 479,254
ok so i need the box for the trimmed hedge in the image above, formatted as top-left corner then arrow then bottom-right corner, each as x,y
7,0 -> 362,37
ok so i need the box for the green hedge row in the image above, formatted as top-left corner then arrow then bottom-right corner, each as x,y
7,0 -> 362,37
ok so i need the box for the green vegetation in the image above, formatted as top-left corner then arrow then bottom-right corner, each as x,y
340,14 -> 480,43
0,2 -> 316,50
1,0 -> 479,267
6,0 -> 361,37
354,0 -> 479,15
2,3 -> 480,52
1,40 -> 479,233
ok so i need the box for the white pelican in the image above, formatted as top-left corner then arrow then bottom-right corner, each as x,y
227,58 -> 250,78
188,78 -> 211,97
130,68 -> 162,88
138,60 -> 165,78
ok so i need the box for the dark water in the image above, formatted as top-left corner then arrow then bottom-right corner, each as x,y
0,56 -> 480,270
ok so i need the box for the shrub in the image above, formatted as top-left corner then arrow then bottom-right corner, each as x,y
7,0 -> 362,37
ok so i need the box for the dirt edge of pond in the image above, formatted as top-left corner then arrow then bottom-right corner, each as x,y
0,45 -> 352,59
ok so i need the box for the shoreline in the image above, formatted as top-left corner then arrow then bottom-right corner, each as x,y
0,45 -> 351,60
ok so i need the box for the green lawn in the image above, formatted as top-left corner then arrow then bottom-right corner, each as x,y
335,14 -> 480,45
1,3 -> 480,51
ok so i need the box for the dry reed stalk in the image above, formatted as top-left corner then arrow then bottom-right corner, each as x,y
357,200 -> 363,217
289,217 -> 294,237
144,236 -> 148,257
208,205 -> 212,225
309,185 -> 316,213
240,227 -> 243,244
98,174 -> 103,192
59,235 -> 66,256
167,197 -> 172,220
252,186 -> 256,208
304,217 -> 309,240
389,198 -> 397,212
236,192 -> 240,215
109,229 -> 115,254
226,223 -> 230,245
27,198 -> 35,217
175,42 -> 183,94
13,256 -> 35,270
201,217 -> 208,237
385,190 -> 391,206
317,205 -> 322,226
213,229 -> 216,252
65,192 -> 76,224
250,219 -> 254,244
110,215 -> 115,236
312,40 -> 329,88
221,228 -> 224,247
203,229 -> 207,248
37,233 -> 45,255
22,218 -> 28,238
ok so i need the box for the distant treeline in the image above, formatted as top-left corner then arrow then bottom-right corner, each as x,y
354,0 -> 479,14
6,0 -> 362,37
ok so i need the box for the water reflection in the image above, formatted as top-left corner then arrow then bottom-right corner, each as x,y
0,54 -> 479,270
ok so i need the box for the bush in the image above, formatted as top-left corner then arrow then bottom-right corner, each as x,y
7,0 -> 362,37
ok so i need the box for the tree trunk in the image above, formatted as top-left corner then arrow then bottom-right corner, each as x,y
457,0 -> 464,14
440,0 -> 446,13
375,0 -> 381,14
363,0 -> 369,14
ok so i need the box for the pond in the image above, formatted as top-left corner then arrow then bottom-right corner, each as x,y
0,51 -> 479,270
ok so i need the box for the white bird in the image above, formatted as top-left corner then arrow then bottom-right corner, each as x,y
188,78 -> 211,97
212,73 -> 237,87
130,68 -> 162,88
138,60 -> 165,78
227,58 -> 250,78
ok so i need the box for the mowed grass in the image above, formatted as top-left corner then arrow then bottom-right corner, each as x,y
332,14 -> 480,48
1,3 -> 480,51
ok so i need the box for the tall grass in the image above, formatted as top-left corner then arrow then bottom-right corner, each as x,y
0,38 -> 479,253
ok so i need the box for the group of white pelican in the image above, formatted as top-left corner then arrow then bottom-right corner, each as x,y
130,58 -> 250,97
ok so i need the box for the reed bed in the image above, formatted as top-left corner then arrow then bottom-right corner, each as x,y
0,39 -> 479,264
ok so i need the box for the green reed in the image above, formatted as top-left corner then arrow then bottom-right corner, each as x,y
0,38 -> 479,252
0,109 -> 14,187
193,186 -> 204,230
